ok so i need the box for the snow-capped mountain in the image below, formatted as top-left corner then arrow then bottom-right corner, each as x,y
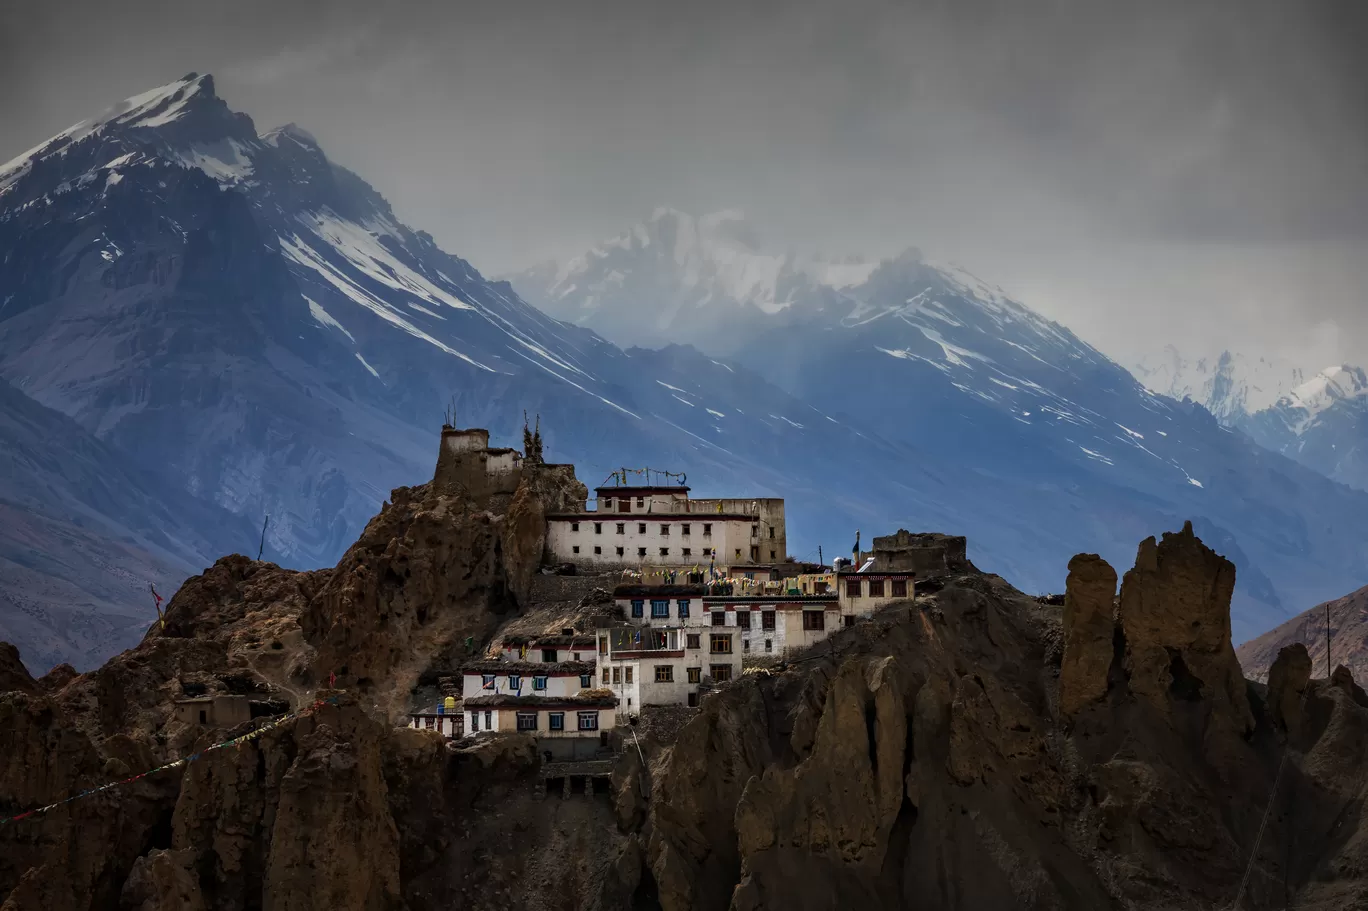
510,207 -> 877,352
1131,346 -> 1306,423
1239,365 -> 1368,491
7,83 -> 1368,668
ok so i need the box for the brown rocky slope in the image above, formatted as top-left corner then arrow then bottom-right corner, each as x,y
1238,582 -> 1368,684
4,462 -> 1368,911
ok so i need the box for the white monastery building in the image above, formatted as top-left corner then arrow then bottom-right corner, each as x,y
545,482 -> 787,569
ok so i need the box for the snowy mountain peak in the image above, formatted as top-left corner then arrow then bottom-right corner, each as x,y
1281,365 -> 1368,419
261,122 -> 321,150
1132,346 -> 1306,422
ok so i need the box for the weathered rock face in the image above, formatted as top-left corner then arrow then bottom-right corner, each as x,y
9,512 -> 1368,911
1059,553 -> 1118,715
0,643 -> 36,695
640,527 -> 1368,910
0,449 -> 596,911
1267,643 -> 1312,734
1118,521 -> 1254,734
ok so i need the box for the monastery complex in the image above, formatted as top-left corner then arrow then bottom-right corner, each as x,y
408,423 -> 962,773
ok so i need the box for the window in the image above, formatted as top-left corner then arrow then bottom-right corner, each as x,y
711,611 -> 726,627
616,547 -> 625,557
846,579 -> 861,598
764,639 -> 772,652
892,579 -> 908,598
751,525 -> 758,538
508,675 -> 521,691
844,616 -> 855,628
602,497 -> 613,509
601,668 -> 610,683
580,674 -> 592,688
655,665 -> 674,682
769,528 -> 775,538
762,610 -> 775,630
598,637 -> 607,655
481,674 -> 495,690
686,633 -> 701,650
638,547 -> 647,557
687,692 -> 699,707
549,712 -> 564,731
677,599 -> 690,619
687,667 -> 701,684
682,524 -> 691,535
682,548 -> 691,557
625,666 -> 633,684
736,610 -> 751,629
574,653 -> 582,661
770,550 -> 776,560
703,524 -> 712,537
594,522 -> 602,534
702,548 -> 712,557
710,633 -> 733,654
803,611 -> 825,631
425,716 -> 436,730
711,664 -> 733,683
571,522 -> 579,532
470,711 -> 479,732
594,546 -> 602,555
484,710 -> 492,729
616,523 -> 625,535
869,580 -> 885,598
572,545 -> 580,554
612,666 -> 621,684
533,676 -> 548,691
636,497 -> 644,508
735,549 -> 742,558
651,599 -> 670,618
661,524 -> 670,535
631,599 -> 644,618
638,523 -> 646,534
516,712 -> 537,732
743,638 -> 750,652
578,711 -> 600,731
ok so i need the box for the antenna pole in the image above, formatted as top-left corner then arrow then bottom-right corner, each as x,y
258,515 -> 270,561
1326,601 -> 1332,678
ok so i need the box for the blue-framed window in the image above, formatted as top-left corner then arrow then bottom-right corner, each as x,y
533,676 -> 548,691
651,599 -> 670,618
579,674 -> 592,689
481,674 -> 495,690
508,675 -> 521,692
549,712 -> 565,731
677,599 -> 691,619
631,599 -> 644,618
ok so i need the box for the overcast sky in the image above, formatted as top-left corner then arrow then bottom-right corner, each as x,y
3,0 -> 1366,369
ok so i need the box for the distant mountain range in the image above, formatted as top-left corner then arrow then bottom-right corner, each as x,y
512,209 -> 1368,642
1132,347 -> 1368,493
4,79 -> 1368,668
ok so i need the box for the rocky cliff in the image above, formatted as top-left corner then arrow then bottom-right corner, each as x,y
5,494 -> 1368,909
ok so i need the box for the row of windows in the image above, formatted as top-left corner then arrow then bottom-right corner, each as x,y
575,545 -> 730,558
502,710 -> 600,733
603,665 -> 636,684
845,579 -> 910,598
480,673 -> 594,691
571,521 -> 717,536
568,521 -> 777,542
630,601 -> 797,631
650,664 -> 733,683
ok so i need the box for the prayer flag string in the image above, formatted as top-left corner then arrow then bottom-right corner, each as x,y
0,696 -> 339,827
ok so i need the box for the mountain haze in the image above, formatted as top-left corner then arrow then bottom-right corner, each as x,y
513,210 -> 1368,641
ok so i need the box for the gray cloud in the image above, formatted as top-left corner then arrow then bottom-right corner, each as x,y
2,0 -> 1365,367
